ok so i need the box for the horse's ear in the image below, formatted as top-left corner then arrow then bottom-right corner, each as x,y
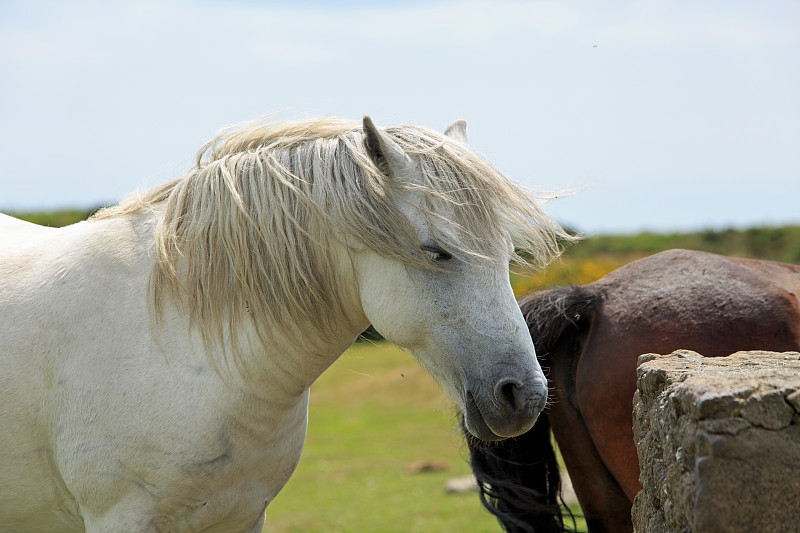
363,115 -> 413,178
444,119 -> 468,145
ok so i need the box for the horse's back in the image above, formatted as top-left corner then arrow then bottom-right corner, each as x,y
594,249 -> 800,352
0,213 -> 60,253
0,215 -> 112,327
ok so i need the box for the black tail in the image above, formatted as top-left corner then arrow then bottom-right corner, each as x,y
466,286 -> 600,532
466,412 -> 568,532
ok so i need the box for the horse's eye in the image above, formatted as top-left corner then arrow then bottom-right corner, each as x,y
421,244 -> 453,261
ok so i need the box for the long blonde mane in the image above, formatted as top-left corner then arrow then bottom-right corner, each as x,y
94,116 -> 570,361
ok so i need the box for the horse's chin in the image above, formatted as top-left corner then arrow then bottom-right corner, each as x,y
463,394 -> 507,442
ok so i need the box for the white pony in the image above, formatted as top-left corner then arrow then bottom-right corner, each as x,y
0,116 -> 568,532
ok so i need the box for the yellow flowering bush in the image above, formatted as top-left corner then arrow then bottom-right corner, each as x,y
510,257 -> 624,299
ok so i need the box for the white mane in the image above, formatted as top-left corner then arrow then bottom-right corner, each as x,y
93,116 -> 569,358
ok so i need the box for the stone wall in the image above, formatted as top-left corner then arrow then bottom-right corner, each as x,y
632,350 -> 800,533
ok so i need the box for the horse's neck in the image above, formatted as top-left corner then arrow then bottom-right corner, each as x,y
150,214 -> 371,401
237,275 -> 370,398
254,243 -> 371,394
220,319 -> 366,400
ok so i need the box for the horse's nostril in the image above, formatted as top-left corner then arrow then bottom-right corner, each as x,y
501,382 -> 518,409
495,378 -> 523,411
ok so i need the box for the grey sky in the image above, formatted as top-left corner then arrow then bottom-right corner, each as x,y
1,0 -> 798,233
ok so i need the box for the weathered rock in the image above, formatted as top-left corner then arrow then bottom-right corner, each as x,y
632,350 -> 800,533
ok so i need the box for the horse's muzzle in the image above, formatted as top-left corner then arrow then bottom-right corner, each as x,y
463,377 -> 548,442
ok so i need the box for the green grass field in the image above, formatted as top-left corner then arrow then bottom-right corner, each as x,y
261,341 -> 585,532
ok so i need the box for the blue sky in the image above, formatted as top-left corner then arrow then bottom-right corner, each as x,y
1,0 -> 798,234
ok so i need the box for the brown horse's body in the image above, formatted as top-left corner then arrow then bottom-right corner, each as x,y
468,249 -> 800,532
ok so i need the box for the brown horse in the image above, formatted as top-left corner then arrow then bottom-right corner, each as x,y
467,249 -> 800,533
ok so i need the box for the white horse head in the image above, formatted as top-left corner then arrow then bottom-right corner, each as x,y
356,116 -> 554,439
